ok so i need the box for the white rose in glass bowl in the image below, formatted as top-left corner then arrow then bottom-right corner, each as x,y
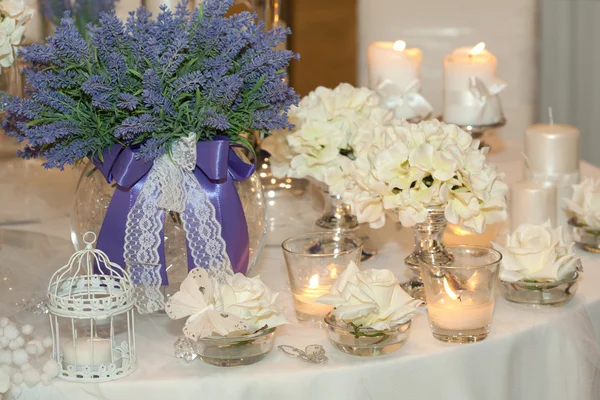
565,178 -> 600,230
317,262 -> 421,330
166,269 -> 286,339
216,274 -> 287,330
492,221 -> 580,283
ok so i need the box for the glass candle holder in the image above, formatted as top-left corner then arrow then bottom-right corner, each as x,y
282,232 -> 363,322
421,245 -> 502,344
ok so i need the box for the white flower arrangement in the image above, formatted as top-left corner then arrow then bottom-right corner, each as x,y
317,261 -> 421,331
492,221 -> 580,282
0,0 -> 34,73
565,178 -> 600,230
337,119 -> 508,232
262,83 -> 392,185
166,268 -> 286,340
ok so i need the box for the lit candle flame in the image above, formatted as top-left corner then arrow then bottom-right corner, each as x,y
330,267 -> 338,279
469,42 -> 486,55
309,274 -> 319,289
443,277 -> 460,301
392,40 -> 406,52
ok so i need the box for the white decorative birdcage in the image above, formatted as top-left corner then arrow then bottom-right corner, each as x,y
47,232 -> 136,382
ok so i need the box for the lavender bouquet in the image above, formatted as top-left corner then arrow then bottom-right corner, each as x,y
4,0 -> 298,314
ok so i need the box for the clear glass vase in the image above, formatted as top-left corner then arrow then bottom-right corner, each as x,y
0,57 -> 25,159
401,205 -> 453,301
70,154 -> 267,301
316,189 -> 359,231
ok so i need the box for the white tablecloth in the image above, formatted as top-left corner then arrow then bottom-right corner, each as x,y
2,140 -> 600,400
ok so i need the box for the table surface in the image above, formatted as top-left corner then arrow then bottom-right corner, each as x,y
2,140 -> 600,400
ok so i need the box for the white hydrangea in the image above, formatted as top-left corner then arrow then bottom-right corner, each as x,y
0,0 -> 34,73
264,83 -> 392,187
340,119 -> 507,233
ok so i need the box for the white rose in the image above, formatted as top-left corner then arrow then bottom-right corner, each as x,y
565,178 -> 600,229
492,221 -> 580,282
317,262 -> 421,330
217,274 -> 287,330
167,269 -> 286,339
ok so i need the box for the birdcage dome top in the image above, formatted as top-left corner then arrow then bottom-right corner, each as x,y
47,232 -> 135,318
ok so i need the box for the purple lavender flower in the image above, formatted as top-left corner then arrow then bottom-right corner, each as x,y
5,0 -> 298,169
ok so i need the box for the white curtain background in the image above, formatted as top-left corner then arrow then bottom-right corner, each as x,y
539,0 -> 600,166
357,0 -> 538,143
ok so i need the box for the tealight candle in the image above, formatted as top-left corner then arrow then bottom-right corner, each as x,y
427,290 -> 495,331
443,42 -> 504,126
524,119 -> 580,227
292,273 -> 334,319
367,40 -> 424,119
62,338 -> 113,366
422,246 -> 501,343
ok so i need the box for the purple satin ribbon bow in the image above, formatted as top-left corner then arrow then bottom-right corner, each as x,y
92,137 -> 255,284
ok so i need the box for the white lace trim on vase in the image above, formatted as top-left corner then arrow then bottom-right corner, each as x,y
124,133 -> 233,314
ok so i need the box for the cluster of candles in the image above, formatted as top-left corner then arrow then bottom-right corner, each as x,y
367,40 -> 505,126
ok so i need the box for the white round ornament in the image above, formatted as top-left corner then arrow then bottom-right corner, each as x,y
3,326 -> 18,341
42,360 -> 59,378
11,350 -> 27,367
0,370 -> 8,392
41,337 -> 52,349
23,368 -> 40,387
20,326 -> 33,336
8,337 -> 24,351
11,384 -> 21,398
25,341 -> 44,356
0,351 -> 12,365
11,372 -> 22,386
40,373 -> 51,386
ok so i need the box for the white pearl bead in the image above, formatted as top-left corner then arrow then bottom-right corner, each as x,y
42,359 -> 59,378
11,384 -> 22,398
22,368 -> 40,388
11,372 -> 22,385
41,337 -> 53,349
11,349 -> 28,366
3,326 -> 18,341
25,341 -> 44,356
8,337 -> 24,351
40,373 -> 51,386
0,350 -> 12,365
20,325 -> 33,337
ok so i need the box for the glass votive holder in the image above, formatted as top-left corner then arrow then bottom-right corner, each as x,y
500,270 -> 580,307
421,245 -> 502,344
282,232 -> 363,322
569,218 -> 600,253
324,312 -> 411,357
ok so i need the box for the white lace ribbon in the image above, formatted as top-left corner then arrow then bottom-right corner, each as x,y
124,132 -> 233,314
376,78 -> 433,119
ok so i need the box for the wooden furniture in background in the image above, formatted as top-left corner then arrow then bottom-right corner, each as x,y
287,0 -> 357,96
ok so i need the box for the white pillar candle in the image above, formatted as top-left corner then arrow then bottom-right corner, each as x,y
367,41 -> 424,119
510,180 -> 557,230
524,123 -> 580,227
427,292 -> 494,331
443,43 -> 504,126
62,338 -> 113,366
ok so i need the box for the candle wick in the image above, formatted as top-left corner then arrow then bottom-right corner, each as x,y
458,296 -> 462,303
548,107 -> 554,125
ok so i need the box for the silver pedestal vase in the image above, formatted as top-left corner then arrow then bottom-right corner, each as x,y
401,205 -> 453,301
